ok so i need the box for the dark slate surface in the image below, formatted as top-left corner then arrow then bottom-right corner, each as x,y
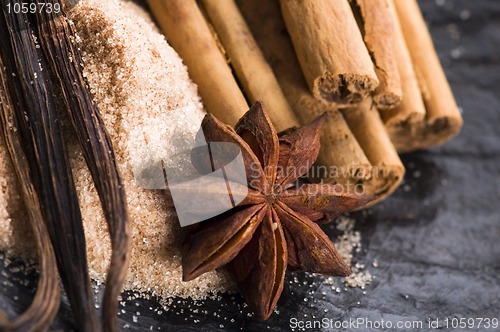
1,0 -> 499,331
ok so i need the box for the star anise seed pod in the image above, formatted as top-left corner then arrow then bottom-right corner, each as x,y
172,101 -> 372,319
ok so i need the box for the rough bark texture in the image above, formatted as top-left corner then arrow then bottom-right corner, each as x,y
379,0 -> 426,141
279,0 -> 379,106
388,0 -> 463,152
352,0 -> 402,109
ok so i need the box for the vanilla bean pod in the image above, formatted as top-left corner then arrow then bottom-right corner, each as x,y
35,3 -> 130,331
0,7 -> 99,331
0,57 -> 60,332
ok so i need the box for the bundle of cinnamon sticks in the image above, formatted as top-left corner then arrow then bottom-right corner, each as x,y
146,0 -> 462,205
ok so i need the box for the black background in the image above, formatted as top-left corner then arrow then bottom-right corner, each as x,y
1,0 -> 499,331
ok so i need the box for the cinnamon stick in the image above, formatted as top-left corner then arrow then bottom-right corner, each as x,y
390,0 -> 463,152
146,0 -> 248,126
237,0 -> 404,204
352,0 -> 402,110
380,0 -> 426,151
200,0 -> 299,132
278,0 -> 379,106
340,99 -> 405,201
312,111 -> 373,191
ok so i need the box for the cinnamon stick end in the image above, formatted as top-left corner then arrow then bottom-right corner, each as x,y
360,164 -> 405,208
373,91 -> 402,110
388,114 -> 463,153
314,73 -> 379,106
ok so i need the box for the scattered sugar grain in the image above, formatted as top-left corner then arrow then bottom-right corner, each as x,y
332,216 -> 373,289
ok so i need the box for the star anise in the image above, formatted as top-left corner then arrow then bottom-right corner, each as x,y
171,102 -> 372,319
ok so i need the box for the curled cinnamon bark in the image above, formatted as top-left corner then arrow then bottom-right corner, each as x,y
279,0 -> 379,106
352,0 -> 402,110
341,99 -> 405,202
386,0 -> 463,152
